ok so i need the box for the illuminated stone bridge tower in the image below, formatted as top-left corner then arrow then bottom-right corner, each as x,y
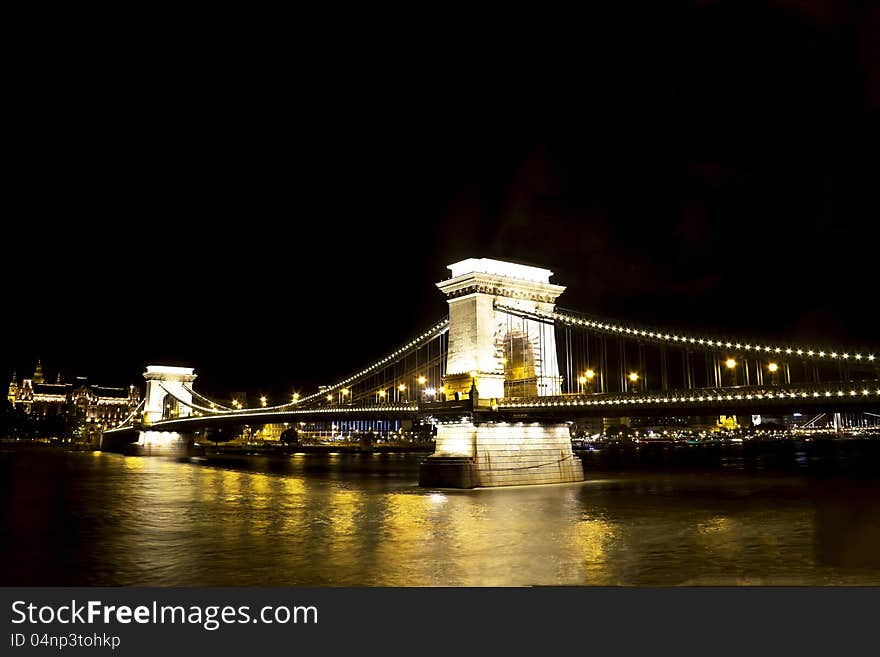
101,365 -> 198,454
437,258 -> 566,402
421,259 -> 584,488
143,365 -> 197,423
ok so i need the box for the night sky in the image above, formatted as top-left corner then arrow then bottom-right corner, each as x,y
3,2 -> 878,402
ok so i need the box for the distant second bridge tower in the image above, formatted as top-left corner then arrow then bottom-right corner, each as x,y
143,365 -> 197,423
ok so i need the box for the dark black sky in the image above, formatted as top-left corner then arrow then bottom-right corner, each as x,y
3,2 -> 878,402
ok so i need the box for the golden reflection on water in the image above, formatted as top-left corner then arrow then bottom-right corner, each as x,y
695,515 -> 740,560
567,514 -> 616,585
8,451 -> 880,586
328,489 -> 363,541
121,455 -> 145,471
281,476 -> 306,496
372,482 -> 622,586
279,476 -> 308,537
382,492 -> 431,548
376,492 -> 438,585
129,458 -> 836,585
250,471 -> 270,498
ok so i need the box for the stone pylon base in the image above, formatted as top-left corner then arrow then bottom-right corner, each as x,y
419,422 -> 584,488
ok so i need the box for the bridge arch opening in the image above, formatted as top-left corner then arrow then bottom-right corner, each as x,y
502,329 -> 538,398
162,393 -> 180,420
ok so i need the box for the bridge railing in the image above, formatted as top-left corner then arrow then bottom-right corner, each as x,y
499,381 -> 880,408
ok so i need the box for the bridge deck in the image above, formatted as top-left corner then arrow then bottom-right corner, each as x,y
108,382 -> 880,434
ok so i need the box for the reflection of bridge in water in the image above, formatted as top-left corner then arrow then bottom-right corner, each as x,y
104,258 -> 879,488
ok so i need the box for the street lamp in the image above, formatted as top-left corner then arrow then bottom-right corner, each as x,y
768,362 -> 779,385
628,372 -> 640,393
377,389 -> 386,404
579,369 -> 595,394
725,358 -> 736,386
340,388 -> 349,404
260,396 -> 267,407
291,392 -> 300,403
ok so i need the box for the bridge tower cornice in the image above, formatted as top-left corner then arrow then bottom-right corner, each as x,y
144,365 -> 197,384
436,272 -> 566,305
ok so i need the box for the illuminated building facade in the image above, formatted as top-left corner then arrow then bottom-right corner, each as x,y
7,360 -> 141,429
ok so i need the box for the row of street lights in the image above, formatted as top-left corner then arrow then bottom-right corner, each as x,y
572,358 -> 786,395
227,392 -> 299,409
726,358 -> 783,385
247,359 -> 786,408
576,369 -> 640,393
234,381 -> 432,409
321,376 -> 443,405
256,359 -> 783,406
577,369 -> 597,393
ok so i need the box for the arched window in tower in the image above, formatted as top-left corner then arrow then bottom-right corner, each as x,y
162,394 -> 179,420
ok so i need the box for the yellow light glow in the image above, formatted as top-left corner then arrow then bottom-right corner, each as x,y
578,376 -> 587,384
768,363 -> 779,373
398,384 -> 406,392
378,390 -> 386,397
438,386 -> 445,394
725,358 -> 736,369
469,370 -> 477,378
585,369 -> 595,380
260,396 -> 267,407
326,394 -> 332,401
629,372 -> 639,382
341,388 -> 349,396
418,376 -> 426,385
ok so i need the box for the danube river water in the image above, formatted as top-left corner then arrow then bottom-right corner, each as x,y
2,444 -> 880,586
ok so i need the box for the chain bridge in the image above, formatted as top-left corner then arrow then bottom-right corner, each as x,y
103,258 -> 879,488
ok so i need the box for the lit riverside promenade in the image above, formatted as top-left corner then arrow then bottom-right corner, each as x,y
103,258 -> 880,488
